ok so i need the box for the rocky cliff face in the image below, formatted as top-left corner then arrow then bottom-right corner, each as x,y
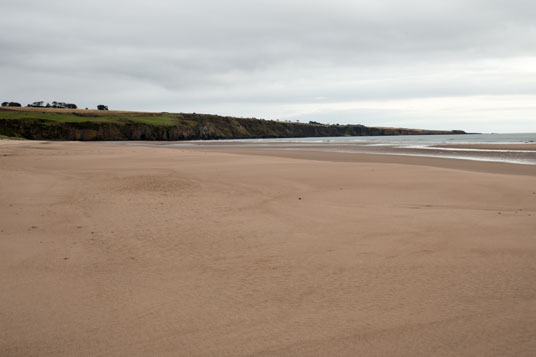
0,115 -> 465,141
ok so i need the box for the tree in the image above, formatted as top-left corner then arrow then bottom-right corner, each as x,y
97,105 -> 108,110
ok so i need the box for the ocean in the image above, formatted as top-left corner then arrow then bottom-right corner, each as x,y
135,133 -> 536,165
202,132 -> 536,145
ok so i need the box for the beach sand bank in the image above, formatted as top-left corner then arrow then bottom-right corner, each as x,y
1,141 -> 535,356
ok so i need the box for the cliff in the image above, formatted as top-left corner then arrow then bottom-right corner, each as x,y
0,108 -> 465,140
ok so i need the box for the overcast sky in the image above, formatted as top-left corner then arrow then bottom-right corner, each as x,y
1,0 -> 535,132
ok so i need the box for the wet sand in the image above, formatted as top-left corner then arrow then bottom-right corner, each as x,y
1,141 -> 535,356
144,140 -> 536,167
434,143 -> 536,151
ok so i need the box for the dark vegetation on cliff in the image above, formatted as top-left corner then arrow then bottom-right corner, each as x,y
0,108 -> 466,141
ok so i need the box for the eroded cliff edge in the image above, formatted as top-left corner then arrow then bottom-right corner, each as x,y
0,108 -> 465,140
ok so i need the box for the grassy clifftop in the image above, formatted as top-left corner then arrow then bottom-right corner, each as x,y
0,107 -> 465,140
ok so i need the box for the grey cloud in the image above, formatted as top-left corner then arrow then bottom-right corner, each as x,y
1,0 -> 535,132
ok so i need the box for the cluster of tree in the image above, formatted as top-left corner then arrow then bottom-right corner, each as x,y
27,101 -> 77,109
1,102 -> 22,107
2,100 -> 110,110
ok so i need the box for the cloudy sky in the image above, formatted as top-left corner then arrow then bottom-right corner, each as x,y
1,0 -> 535,132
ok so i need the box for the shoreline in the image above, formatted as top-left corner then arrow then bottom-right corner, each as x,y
117,140 -> 536,174
433,143 -> 536,150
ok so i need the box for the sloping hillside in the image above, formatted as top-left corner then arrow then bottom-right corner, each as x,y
0,107 -> 465,140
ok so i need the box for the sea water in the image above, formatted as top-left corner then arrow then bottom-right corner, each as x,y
134,133 -> 536,165
204,132 -> 536,145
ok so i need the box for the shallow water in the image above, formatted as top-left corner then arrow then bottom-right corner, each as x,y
188,133 -> 536,145
125,133 -> 536,165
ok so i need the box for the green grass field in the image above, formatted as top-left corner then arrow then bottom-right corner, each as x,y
0,109 -> 180,126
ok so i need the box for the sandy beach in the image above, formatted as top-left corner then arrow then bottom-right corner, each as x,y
1,140 -> 535,356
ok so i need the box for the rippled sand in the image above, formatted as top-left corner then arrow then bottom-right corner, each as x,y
1,141 -> 535,356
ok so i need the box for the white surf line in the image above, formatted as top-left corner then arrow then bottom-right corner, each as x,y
403,145 -> 536,153
265,147 -> 536,165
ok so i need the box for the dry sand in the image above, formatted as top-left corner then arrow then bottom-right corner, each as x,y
1,141 -> 535,356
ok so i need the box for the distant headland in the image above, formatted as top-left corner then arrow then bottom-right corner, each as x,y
0,105 -> 466,141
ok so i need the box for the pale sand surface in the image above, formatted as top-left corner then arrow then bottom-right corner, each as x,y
1,141 -> 535,356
